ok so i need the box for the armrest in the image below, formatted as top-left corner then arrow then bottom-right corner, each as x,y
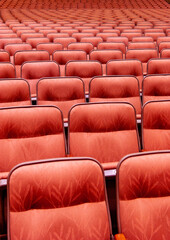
114,233 -> 127,240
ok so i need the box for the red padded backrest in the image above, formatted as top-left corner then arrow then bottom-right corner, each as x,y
157,36 -> 170,45
159,42 -> 170,53
117,151 -> 170,240
90,50 -> 123,63
8,158 -> 112,240
98,42 -> 126,54
66,60 -> 102,78
132,36 -> 154,42
0,63 -> 16,78
80,37 -> 102,47
26,37 -> 50,48
21,33 -> 44,41
4,43 -> 32,56
106,37 -> 128,46
143,74 -> 170,104
37,77 -> 85,119
68,102 -> 140,169
14,50 -> 50,65
53,50 -> 87,65
0,106 -> 66,173
0,50 -> 10,62
0,79 -> 31,106
126,49 -> 158,63
36,43 -> 63,55
72,32 -> 94,42
128,42 -> 156,49
21,61 -> 60,79
68,42 -> 93,54
53,37 -> 76,48
89,76 -> 141,116
121,32 -> 142,41
142,100 -> 170,151
160,49 -> 170,58
144,32 -> 165,41
147,58 -> 170,74
0,38 -> 22,49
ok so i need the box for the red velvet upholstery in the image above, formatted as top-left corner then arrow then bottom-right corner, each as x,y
106,60 -> 143,90
142,74 -> 170,104
68,42 -> 94,54
80,37 -> 103,47
0,105 -> 66,179
142,100 -> 170,151
53,37 -> 76,48
21,33 -> 44,42
8,157 -> 113,240
4,43 -> 32,56
98,42 -> 126,54
36,43 -> 63,55
0,63 -> 16,78
21,61 -> 60,96
132,36 -> 154,42
68,102 -> 140,170
121,32 -> 142,41
106,37 -> 128,46
53,50 -> 87,76
144,32 -> 165,41
160,49 -> 170,58
128,42 -> 156,49
0,79 -> 31,107
37,77 -> 85,121
26,37 -> 50,48
126,49 -> 158,74
0,38 -> 22,49
65,60 -> 102,92
158,42 -> 170,53
0,51 -> 10,62
89,76 -> 141,119
117,151 -> 170,240
14,50 -> 50,77
147,58 -> 170,75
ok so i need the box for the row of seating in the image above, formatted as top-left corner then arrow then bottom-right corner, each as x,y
7,150 -> 170,240
0,100 -> 170,180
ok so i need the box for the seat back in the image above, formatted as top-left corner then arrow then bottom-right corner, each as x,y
0,105 -> 66,174
68,102 -> 140,170
89,76 -> 141,117
0,63 -> 16,78
0,79 -> 31,107
106,59 -> 143,89
117,151 -> 170,240
142,74 -> 170,104
53,37 -> 77,48
142,100 -> 170,151
128,42 -> 156,49
4,43 -> 32,56
98,42 -> 126,54
21,61 -> 60,95
37,77 -> 85,120
68,42 -> 93,54
0,50 -> 10,62
147,58 -> 170,74
160,49 -> 170,58
53,50 -> 87,65
36,43 -> 63,55
8,157 -> 112,240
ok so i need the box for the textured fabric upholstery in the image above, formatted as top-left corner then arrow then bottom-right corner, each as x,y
147,58 -> 170,75
0,106 -> 66,179
89,76 -> 141,119
8,158 -> 113,240
68,102 -> 140,169
117,151 -> 170,240
21,61 -> 60,95
37,77 -> 85,121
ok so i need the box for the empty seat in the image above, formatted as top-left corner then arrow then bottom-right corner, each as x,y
89,76 -> 141,119
80,37 -> 103,48
142,74 -> 170,104
106,37 -> 128,46
68,102 -> 140,170
97,42 -> 126,54
126,49 -> 158,75
8,157 -> 113,240
106,60 -> 143,90
132,36 -> 154,42
128,42 -> 156,49
21,61 -> 60,96
72,32 -> 94,42
144,32 -> 165,41
121,32 -> 142,41
14,50 -> 50,78
0,79 -> 31,107
52,50 -> 87,76
0,50 -> 10,62
116,151 -> 170,240
96,32 -> 118,41
0,38 -> 22,49
68,42 -> 94,54
159,42 -> 170,53
37,77 -> 85,122
4,43 -> 32,57
21,33 -> 44,42
26,37 -> 50,48
36,43 -> 63,56
89,50 -> 123,74
0,105 -> 66,180
65,60 -> 102,93
160,49 -> 170,58
0,63 -> 16,78
53,37 -> 76,49
142,100 -> 170,151
157,36 -> 170,46
147,58 -> 170,75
